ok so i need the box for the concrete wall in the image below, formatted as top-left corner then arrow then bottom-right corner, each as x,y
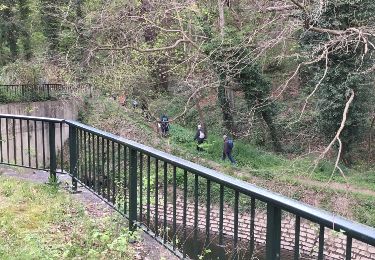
0,99 -> 79,119
0,100 -> 79,170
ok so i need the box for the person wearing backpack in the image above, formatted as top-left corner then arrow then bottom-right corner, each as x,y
222,135 -> 236,164
194,124 -> 206,151
159,114 -> 170,137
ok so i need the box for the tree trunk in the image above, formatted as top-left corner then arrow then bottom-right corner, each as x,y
261,109 -> 282,153
141,0 -> 169,92
195,96 -> 207,137
3,6 -> 18,60
218,78 -> 235,135
218,0 -> 225,38
368,114 -> 375,163
18,0 -> 32,60
41,0 -> 61,52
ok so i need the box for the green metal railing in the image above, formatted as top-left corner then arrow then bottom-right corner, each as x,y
1,114 -> 374,260
0,84 -> 70,103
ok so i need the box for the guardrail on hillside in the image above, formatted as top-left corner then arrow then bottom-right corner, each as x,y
0,114 -> 374,260
0,84 -> 71,103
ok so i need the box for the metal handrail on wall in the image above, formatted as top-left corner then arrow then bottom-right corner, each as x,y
0,114 -> 374,260
0,84 -> 71,102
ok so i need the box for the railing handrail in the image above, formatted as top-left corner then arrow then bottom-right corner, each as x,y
64,120 -> 375,246
0,83 -> 63,86
0,114 -> 64,123
1,113 -> 374,256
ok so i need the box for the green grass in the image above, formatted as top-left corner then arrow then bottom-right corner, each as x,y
169,124 -> 375,192
79,95 -> 375,227
0,176 -> 136,259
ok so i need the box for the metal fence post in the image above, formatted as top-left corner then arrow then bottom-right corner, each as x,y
69,125 -> 78,192
266,203 -> 281,260
49,122 -> 57,182
47,84 -> 50,99
129,148 -> 138,231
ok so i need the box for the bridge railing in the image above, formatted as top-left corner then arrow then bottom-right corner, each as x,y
1,114 -> 375,260
0,84 -> 71,103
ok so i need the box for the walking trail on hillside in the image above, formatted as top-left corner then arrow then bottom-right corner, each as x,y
115,107 -> 375,200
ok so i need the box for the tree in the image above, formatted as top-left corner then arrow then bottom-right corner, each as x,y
40,0 -> 61,53
299,0 -> 375,164
0,2 -> 19,60
18,0 -> 32,60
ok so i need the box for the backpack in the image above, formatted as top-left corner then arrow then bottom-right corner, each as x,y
227,139 -> 234,150
199,130 -> 205,139
161,115 -> 168,122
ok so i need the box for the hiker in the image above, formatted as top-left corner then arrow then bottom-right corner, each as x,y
118,94 -> 126,106
132,99 -> 138,109
158,114 -> 169,137
222,135 -> 236,164
194,124 -> 206,151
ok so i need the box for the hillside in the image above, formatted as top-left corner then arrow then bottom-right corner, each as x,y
0,0 -> 374,228
79,95 -> 375,227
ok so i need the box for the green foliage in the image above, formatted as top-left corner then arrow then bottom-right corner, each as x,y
40,0 -> 61,52
300,0 -> 375,164
0,176 -> 136,259
353,195 -> 375,227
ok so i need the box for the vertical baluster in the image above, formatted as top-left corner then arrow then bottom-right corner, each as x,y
172,165 -> 177,251
60,122 -> 63,173
249,197 -> 256,258
346,236 -> 352,260
84,131 -> 87,184
101,137 -> 105,197
20,119 -> 24,165
88,133 -> 92,188
123,146 -> 127,214
205,179 -> 211,249
106,139 -> 110,201
139,153 -> 143,223
117,143 -> 121,205
0,118 -> 3,163
155,159 -> 159,237
95,135 -> 103,195
183,170 -> 188,259
34,121 -> 38,168
147,155 -> 151,230
92,134 -> 96,190
194,174 -> 199,257
49,122 -> 56,182
79,129 -> 83,181
294,216 -> 300,260
111,141 -> 115,204
12,118 -> 16,165
318,225 -> 325,260
219,184 -> 224,252
129,148 -> 137,231
266,204 -> 281,260
41,121 -> 45,169
233,191 -> 239,260
69,125 -> 77,192
27,120 -> 30,167
163,162 -> 168,244
6,118 -> 9,162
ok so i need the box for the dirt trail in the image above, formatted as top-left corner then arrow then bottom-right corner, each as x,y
292,177 -> 375,197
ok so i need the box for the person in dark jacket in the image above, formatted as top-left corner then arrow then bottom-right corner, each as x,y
194,124 -> 206,151
222,135 -> 236,164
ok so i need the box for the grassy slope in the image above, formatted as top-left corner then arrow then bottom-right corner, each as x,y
81,96 -> 375,227
0,176 -> 136,259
